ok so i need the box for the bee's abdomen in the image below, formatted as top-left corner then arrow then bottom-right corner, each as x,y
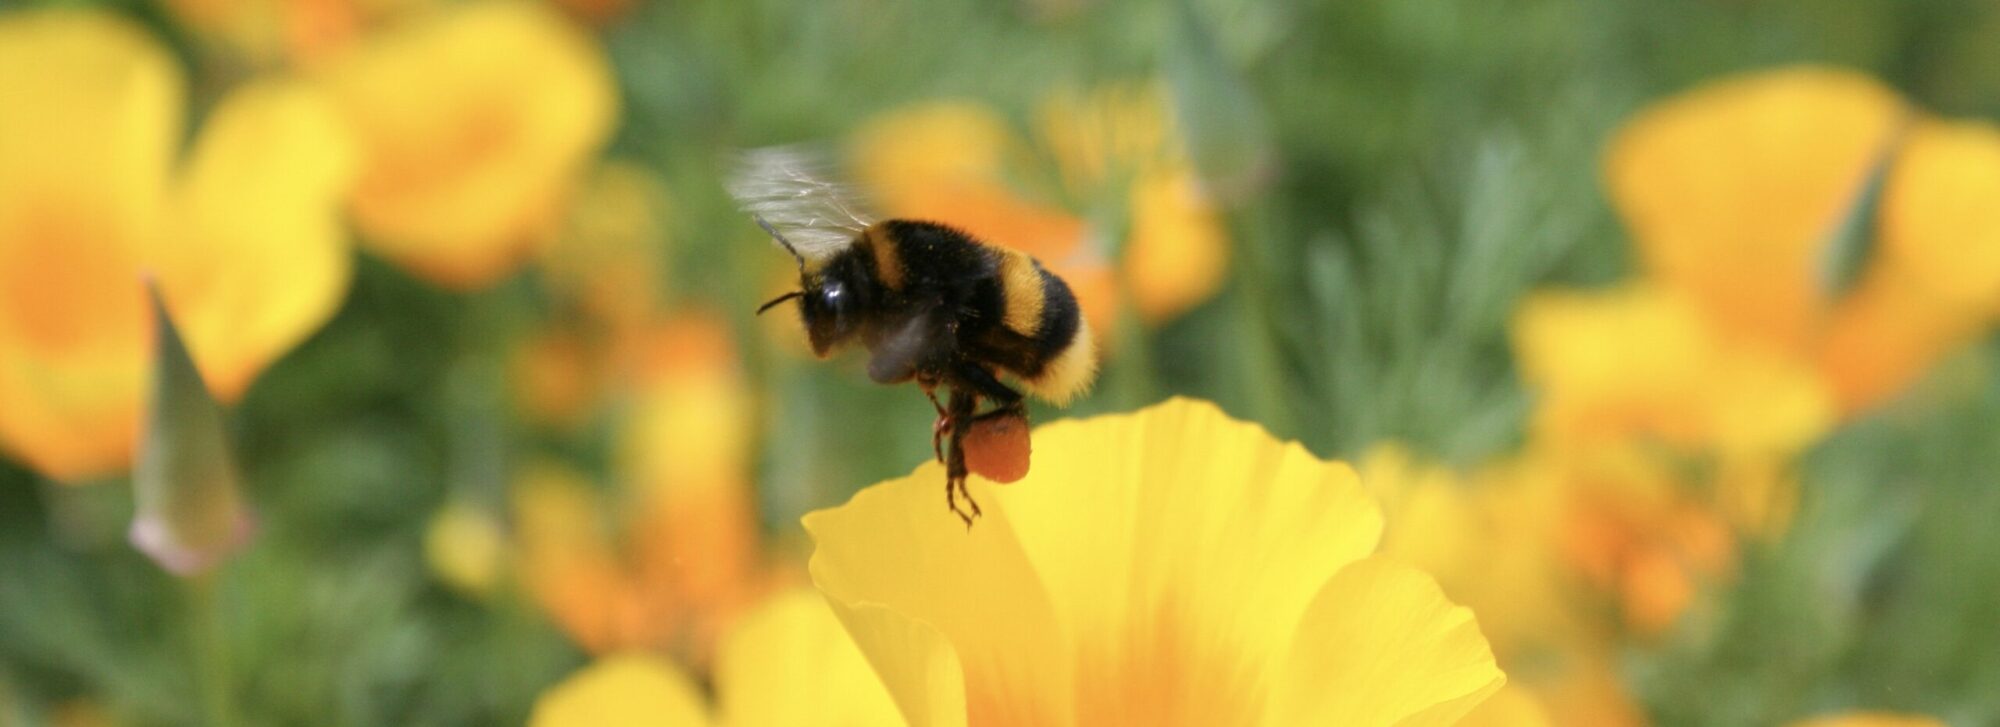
994,251 -> 1095,404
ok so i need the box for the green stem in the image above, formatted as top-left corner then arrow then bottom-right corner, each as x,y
187,573 -> 240,727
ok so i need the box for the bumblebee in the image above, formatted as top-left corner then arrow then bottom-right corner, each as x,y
729,148 -> 1097,524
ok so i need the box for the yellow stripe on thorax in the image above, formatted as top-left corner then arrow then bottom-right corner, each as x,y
997,250 -> 1046,336
863,224 -> 905,290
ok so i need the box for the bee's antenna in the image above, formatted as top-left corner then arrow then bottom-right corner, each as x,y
756,290 -> 805,315
754,215 -> 807,273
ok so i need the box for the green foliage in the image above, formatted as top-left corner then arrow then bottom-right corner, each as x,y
5,0 -> 2000,724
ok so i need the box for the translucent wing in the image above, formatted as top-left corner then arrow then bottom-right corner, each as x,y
726,146 -> 875,265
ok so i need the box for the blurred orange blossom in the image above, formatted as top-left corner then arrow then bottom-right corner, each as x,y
1599,65 -> 2000,415
512,313 -> 770,663
160,0 -> 431,68
323,0 -> 617,289
1359,444 -> 1651,727
0,9 -> 356,480
511,161 -> 674,428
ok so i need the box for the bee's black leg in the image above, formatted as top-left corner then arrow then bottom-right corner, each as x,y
945,387 -> 980,527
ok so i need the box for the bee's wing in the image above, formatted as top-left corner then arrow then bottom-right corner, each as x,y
726,146 -> 876,265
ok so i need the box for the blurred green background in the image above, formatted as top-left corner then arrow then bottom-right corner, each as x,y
4,0 -> 2000,725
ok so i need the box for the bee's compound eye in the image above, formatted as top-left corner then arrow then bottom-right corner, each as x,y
823,283 -> 844,304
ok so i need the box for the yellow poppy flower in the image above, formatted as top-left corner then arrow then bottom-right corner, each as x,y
0,9 -> 356,481
804,398 -> 1509,727
1602,65 -> 2000,414
849,83 -> 1229,331
528,589 -> 902,727
324,0 -> 617,289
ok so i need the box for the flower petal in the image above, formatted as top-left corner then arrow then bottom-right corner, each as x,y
528,654 -> 711,727
327,0 -> 617,288
1512,285 -> 1832,457
1125,165 -> 1228,323
715,589 -> 907,727
1817,118 -> 2000,411
161,77 -> 358,402
1457,685 -> 1553,727
998,399 -> 1381,726
1265,557 -> 1504,727
1605,66 -> 1905,349
1875,119 -> 2000,311
0,9 -> 181,479
810,398 -> 1390,727
803,465 -> 1071,727
819,600 -> 970,727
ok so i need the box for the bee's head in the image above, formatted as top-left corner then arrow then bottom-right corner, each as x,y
750,215 -> 870,357
797,273 -> 860,357
760,264 -> 866,358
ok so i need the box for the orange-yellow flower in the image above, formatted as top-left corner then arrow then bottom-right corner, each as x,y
849,83 -> 1229,332
509,162 -> 674,428
805,399 -> 1511,726
160,0 -> 429,68
512,314 -> 767,662
528,589 -> 902,727
1602,65 -> 2000,414
0,9 -> 356,480
323,0 -> 616,289
1512,284 -> 1834,461
537,162 -> 672,344
1359,444 -> 1649,727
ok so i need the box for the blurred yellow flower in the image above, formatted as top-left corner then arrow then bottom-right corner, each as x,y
324,0 -> 616,289
424,498 -> 507,596
849,83 -> 1229,331
508,327 -> 604,429
805,398 -> 1510,726
510,161 -> 673,429
0,9 -> 356,480
161,0 -> 427,67
528,652 -> 709,727
513,313 -> 767,662
1359,445 -> 1650,727
539,162 -> 672,343
1512,284 -> 1834,461
1603,65 -> 2000,414
529,588 -> 902,727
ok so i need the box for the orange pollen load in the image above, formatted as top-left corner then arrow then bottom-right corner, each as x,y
962,412 -> 1032,484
